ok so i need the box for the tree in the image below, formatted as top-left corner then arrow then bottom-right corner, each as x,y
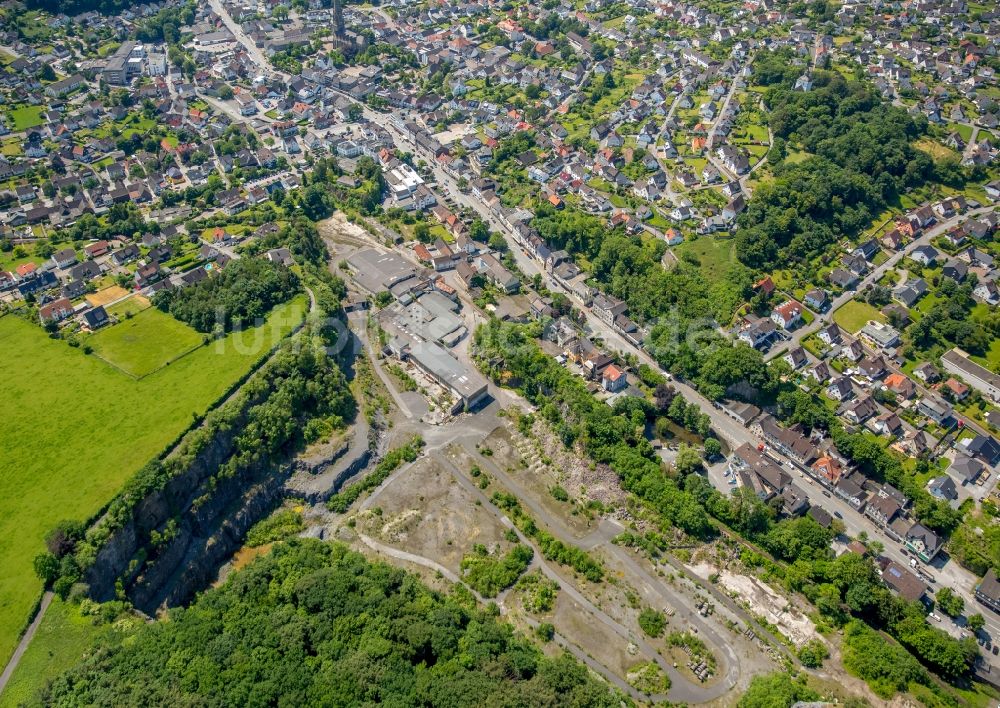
703,438 -> 722,459
414,222 -> 431,242
33,552 -> 60,584
738,672 -> 818,708
674,444 -> 703,475
488,232 -> 508,252
637,608 -> 666,638
45,519 -> 84,558
653,383 -> 676,412
469,219 -> 490,242
968,614 -> 986,633
38,63 -> 56,81
798,638 -> 829,668
935,587 -> 964,617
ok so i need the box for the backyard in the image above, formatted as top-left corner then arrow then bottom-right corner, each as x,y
0,295 -> 307,667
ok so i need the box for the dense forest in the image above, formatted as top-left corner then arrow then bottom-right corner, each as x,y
154,257 -> 301,333
43,540 -> 623,707
736,71 -> 933,270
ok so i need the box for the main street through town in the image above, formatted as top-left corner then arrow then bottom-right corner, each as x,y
208,0 -> 1000,656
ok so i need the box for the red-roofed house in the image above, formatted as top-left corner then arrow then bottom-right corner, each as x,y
812,456 -> 844,484
771,300 -> 803,330
601,364 -> 627,392
39,297 -> 73,322
413,243 -> 432,263
754,276 -> 775,295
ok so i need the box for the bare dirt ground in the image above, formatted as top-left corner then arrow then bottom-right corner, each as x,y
317,212 -> 374,248
689,560 -> 819,648
86,285 -> 130,306
351,457 -> 509,576
448,421 -> 784,700
481,425 -> 614,539
553,589 -> 650,678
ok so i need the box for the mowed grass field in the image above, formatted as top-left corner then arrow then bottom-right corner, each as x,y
6,105 -> 44,131
0,295 -> 307,666
674,236 -> 736,281
832,299 -> 886,334
89,308 -> 204,377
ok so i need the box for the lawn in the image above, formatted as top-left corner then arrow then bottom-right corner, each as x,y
89,308 -> 205,378
0,296 -> 307,667
832,299 -> 886,334
0,245 -> 35,273
6,106 -> 45,132
914,137 -> 960,162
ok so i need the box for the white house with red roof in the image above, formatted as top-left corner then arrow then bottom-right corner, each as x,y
601,364 -> 627,392
770,300 -> 803,330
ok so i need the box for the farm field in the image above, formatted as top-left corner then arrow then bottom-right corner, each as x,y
0,295 -> 307,667
832,299 -> 886,334
89,307 -> 204,378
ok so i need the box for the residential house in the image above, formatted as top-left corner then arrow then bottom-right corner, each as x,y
975,569 -> 1000,614
905,523 -> 942,563
917,395 -> 953,424
771,300 -> 803,330
601,364 -> 627,392
38,297 -> 73,322
961,434 -> 1000,467
827,376 -> 854,402
818,323 -> 842,346
927,475 -> 958,501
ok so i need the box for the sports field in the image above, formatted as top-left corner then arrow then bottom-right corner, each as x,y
89,307 -> 204,378
0,295 -> 307,666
